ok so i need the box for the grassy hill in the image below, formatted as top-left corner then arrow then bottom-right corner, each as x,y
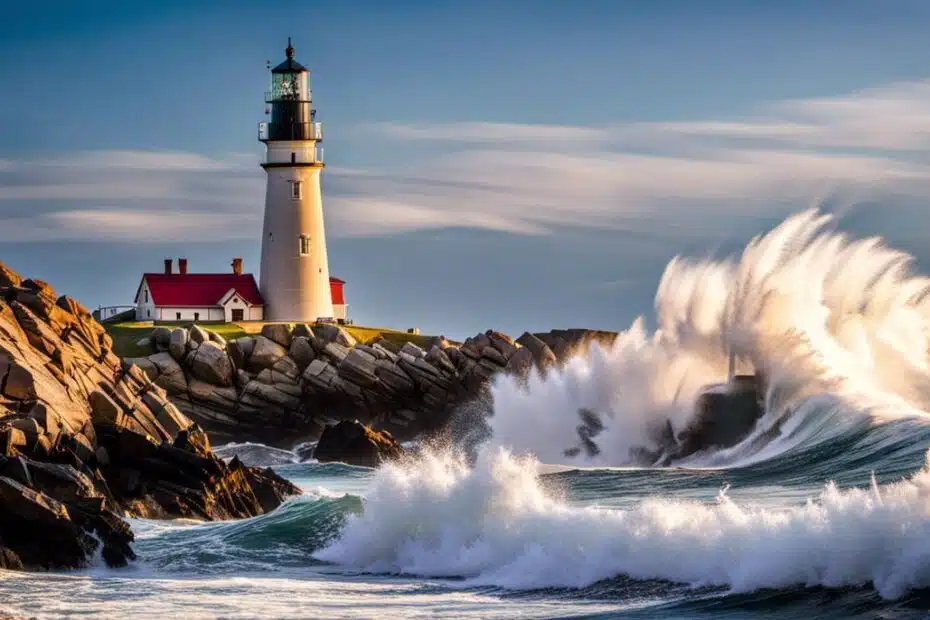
105,321 -> 443,358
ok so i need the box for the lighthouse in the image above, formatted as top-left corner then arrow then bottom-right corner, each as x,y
258,38 -> 334,322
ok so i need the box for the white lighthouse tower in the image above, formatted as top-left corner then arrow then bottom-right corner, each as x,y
258,38 -> 334,322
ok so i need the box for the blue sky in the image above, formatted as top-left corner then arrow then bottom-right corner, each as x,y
3,0 -> 930,338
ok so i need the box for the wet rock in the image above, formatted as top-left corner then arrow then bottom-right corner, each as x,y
313,420 -> 404,468
0,263 -> 301,572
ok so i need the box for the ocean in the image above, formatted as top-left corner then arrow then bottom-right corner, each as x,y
4,209 -> 930,619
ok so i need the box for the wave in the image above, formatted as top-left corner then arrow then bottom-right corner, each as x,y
481,209 -> 930,468
316,446 -> 930,600
131,491 -> 362,574
212,442 -> 303,467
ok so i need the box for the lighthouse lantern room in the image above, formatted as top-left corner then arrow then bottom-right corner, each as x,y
258,38 -> 333,322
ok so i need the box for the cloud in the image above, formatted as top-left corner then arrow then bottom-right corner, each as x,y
363,121 -> 610,145
5,78 -> 930,243
330,79 -> 930,238
0,151 -> 265,243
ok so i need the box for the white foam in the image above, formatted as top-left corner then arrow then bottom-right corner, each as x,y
482,209 -> 930,467
319,447 -> 930,599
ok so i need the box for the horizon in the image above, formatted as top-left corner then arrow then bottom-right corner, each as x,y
4,0 -> 930,339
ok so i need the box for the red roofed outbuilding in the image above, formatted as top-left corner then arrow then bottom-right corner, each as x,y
134,258 -> 348,323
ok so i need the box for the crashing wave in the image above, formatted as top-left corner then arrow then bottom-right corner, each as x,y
318,446 -> 930,600
482,209 -> 930,467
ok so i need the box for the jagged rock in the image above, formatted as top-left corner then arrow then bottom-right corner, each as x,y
206,330 -> 226,349
249,336 -> 287,371
288,336 -> 315,371
123,357 -> 158,382
291,323 -> 312,339
425,345 -> 457,375
516,332 -> 558,371
0,262 -> 22,289
2,360 -> 36,400
189,324 -> 208,345
339,348 -> 379,387
303,359 -> 338,392
480,346 -> 508,367
189,341 -> 234,387
375,363 -> 416,394
400,341 -> 425,359
227,336 -> 253,369
240,380 -> 301,411
149,352 -> 188,394
271,356 -> 301,382
141,391 -> 192,438
322,341 -> 350,365
312,420 -> 404,468
0,263 -> 301,572
505,346 -> 535,376
152,327 -> 172,352
168,328 -> 188,361
312,324 -> 357,348
371,342 -> 399,363
262,323 -> 292,348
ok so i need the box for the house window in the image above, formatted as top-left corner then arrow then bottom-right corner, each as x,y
231,308 -> 244,321
144,290 -> 148,303
147,309 -> 151,318
176,312 -> 181,321
299,234 -> 311,256
291,181 -> 302,199
194,312 -> 200,321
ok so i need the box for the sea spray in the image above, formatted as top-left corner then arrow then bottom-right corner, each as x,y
318,446 -> 930,599
481,209 -> 930,467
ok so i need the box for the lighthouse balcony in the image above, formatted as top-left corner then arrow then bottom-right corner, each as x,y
258,121 -> 323,142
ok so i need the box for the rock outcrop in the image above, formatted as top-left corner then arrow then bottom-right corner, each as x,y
311,420 -> 404,468
127,321 -> 619,447
0,263 -> 300,571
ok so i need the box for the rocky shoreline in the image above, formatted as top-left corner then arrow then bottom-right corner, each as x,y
126,321 -> 618,449
0,263 -> 299,571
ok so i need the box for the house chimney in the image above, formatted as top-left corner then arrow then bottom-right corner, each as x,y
164,258 -> 173,275
178,258 -> 188,275
231,257 -> 243,276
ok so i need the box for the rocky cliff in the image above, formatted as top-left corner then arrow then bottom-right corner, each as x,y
126,321 -> 619,447
0,263 -> 299,571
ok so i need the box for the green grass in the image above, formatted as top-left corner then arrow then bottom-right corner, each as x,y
104,320 -> 443,358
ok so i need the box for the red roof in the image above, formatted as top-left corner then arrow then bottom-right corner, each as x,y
142,273 -> 264,307
140,273 -> 347,307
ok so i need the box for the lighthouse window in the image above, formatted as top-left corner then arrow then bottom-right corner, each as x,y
291,181 -> 302,199
299,234 -> 311,256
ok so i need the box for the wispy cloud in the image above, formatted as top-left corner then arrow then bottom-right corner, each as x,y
4,78 -> 930,243
331,79 -> 930,237
0,151 -> 265,242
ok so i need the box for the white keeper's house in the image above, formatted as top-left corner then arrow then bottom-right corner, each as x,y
133,257 -> 347,323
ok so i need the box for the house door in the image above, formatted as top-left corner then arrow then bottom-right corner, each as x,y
231,309 -> 244,321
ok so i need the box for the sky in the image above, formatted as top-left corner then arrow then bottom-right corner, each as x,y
3,0 -> 930,339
